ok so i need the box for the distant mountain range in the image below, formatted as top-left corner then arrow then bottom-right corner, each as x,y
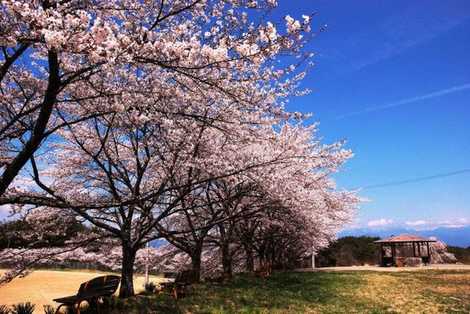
339,226 -> 470,248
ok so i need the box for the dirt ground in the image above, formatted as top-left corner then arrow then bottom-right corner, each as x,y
0,269 -> 164,313
299,263 -> 470,272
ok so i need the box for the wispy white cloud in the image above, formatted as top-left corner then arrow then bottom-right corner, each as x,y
405,218 -> 470,230
405,220 -> 427,227
337,83 -> 470,119
342,217 -> 362,230
349,217 -> 470,231
341,3 -> 470,73
433,218 -> 470,229
367,218 -> 394,227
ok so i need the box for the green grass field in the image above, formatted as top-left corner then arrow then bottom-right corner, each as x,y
2,269 -> 470,313
145,270 -> 470,314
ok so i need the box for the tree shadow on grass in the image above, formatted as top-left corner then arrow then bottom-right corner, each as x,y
175,272 -> 385,313
80,272 -> 392,313
77,294 -> 182,314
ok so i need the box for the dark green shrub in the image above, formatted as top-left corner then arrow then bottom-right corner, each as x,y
99,296 -> 127,313
11,302 -> 35,314
316,236 -> 380,267
144,281 -> 156,293
448,246 -> 470,264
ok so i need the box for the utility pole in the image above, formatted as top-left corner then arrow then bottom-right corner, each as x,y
144,242 -> 149,286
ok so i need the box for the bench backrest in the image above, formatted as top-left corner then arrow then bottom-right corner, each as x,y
77,275 -> 121,298
163,271 -> 178,279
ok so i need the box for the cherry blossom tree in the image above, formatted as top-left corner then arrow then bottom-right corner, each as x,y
1,0 -> 314,295
0,119 -> 357,296
203,123 -> 358,275
157,178 -> 259,281
0,112 -> 288,295
157,122 -> 357,279
38,111 -> 231,297
203,180 -> 267,279
0,120 -> 357,295
249,124 -> 357,271
0,0 -> 360,299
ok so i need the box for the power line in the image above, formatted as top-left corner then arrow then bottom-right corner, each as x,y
357,168 -> 470,190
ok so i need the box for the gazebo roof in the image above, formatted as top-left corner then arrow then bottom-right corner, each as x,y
374,234 -> 437,243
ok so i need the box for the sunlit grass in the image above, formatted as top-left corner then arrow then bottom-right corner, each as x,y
2,269 -> 470,313
170,271 -> 470,314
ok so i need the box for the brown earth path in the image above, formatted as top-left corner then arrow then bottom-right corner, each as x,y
298,263 -> 470,272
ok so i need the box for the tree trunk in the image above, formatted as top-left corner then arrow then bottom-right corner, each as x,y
119,244 -> 136,298
245,246 -> 254,272
190,246 -> 203,282
221,242 -> 232,280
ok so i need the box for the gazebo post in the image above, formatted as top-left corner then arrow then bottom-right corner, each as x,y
379,244 -> 383,266
418,242 -> 421,257
391,243 -> 396,266
412,242 -> 416,257
426,241 -> 431,263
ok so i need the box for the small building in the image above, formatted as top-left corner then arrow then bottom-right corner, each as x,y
374,234 -> 436,267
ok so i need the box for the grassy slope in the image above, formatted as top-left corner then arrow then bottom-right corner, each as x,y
169,271 -> 470,313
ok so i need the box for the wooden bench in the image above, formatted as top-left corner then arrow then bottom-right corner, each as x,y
53,275 -> 120,314
160,270 -> 197,299
254,263 -> 272,278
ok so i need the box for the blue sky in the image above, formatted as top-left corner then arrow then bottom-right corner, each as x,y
278,0 -> 470,229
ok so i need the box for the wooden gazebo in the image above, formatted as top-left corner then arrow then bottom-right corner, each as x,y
374,234 -> 436,267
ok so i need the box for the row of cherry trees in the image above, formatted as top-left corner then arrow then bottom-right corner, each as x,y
0,0 -> 357,298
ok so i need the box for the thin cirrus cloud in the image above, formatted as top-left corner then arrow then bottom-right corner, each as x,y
327,2 -> 470,75
405,218 -> 470,229
405,220 -> 427,227
362,218 -> 470,230
367,218 -> 394,227
336,83 -> 470,120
